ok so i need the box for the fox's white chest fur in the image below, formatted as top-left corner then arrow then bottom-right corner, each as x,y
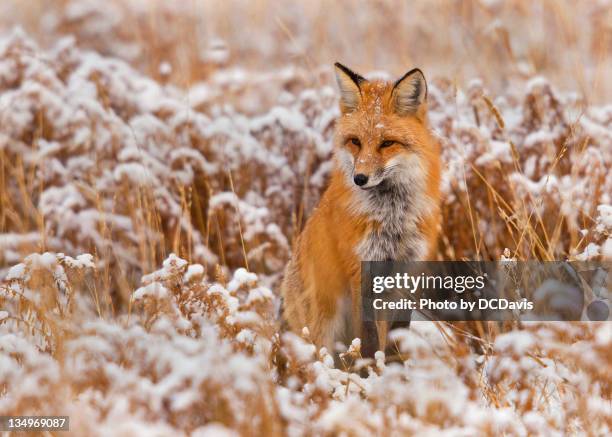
342,154 -> 432,262
356,182 -> 429,261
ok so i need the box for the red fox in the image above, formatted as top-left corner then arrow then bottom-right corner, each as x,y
281,63 -> 441,355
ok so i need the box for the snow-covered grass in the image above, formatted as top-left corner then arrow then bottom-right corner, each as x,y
2,252 -> 611,435
0,1 -> 611,435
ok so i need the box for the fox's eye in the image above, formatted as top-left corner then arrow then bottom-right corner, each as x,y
380,140 -> 394,149
349,138 -> 361,147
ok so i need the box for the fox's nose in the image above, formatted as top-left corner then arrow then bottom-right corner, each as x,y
353,174 -> 368,186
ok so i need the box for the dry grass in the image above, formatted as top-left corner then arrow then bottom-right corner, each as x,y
0,1 -> 611,436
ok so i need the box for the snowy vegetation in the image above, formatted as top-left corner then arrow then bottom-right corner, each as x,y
0,1 -> 610,435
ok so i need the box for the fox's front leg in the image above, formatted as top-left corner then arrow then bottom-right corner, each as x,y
349,275 -> 375,356
350,274 -> 388,356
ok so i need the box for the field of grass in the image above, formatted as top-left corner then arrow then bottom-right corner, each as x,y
0,1 -> 610,435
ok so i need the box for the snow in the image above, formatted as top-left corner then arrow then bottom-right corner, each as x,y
59,253 -> 96,269
158,61 -> 172,76
526,76 -> 551,92
596,204 -> 612,231
246,286 -> 274,304
133,282 -> 169,300
475,140 -> 512,165
494,331 -> 535,355
6,263 -> 25,280
227,268 -> 258,291
184,264 -> 204,282
113,162 -> 156,185
601,238 -> 612,259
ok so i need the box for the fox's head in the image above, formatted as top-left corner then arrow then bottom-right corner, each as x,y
333,63 -> 439,193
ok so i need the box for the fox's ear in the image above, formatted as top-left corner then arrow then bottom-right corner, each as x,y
334,62 -> 366,113
391,68 -> 427,117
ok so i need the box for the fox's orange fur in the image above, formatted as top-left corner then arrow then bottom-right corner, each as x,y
281,63 -> 441,355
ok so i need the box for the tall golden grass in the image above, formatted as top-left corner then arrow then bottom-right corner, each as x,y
0,1 -> 610,435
